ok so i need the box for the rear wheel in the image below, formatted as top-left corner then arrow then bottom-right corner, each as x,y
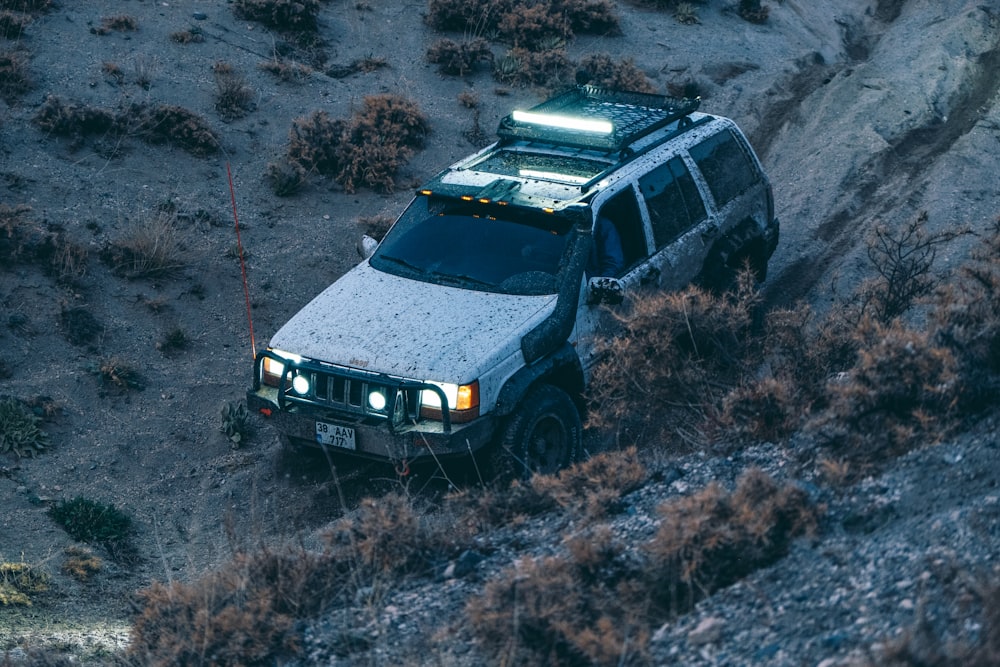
491,384 -> 581,482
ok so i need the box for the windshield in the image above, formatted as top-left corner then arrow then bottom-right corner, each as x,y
370,196 -> 575,295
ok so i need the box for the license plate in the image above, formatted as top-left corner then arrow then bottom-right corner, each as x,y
315,421 -> 356,450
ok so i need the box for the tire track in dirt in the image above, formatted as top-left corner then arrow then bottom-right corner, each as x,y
763,6 -> 1000,308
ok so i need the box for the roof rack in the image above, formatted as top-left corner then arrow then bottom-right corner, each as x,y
497,85 -> 701,152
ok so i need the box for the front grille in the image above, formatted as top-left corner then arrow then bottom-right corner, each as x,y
254,351 -> 451,432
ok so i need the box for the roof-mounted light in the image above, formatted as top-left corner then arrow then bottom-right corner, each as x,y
518,168 -> 590,185
511,110 -> 613,135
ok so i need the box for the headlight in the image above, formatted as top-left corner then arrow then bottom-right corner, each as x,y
420,380 -> 479,423
292,374 -> 310,395
368,389 -> 387,411
261,349 -> 303,386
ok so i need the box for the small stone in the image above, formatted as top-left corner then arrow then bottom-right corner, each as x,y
688,617 -> 724,645
192,12 -> 207,20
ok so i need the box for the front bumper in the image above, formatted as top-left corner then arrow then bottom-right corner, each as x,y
247,387 -> 498,463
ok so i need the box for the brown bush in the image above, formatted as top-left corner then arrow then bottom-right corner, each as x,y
808,321 -> 959,468
129,547 -> 346,666
498,5 -> 572,49
128,103 -> 220,155
274,94 -> 428,194
100,210 -> 186,279
425,0 -> 516,33
587,270 -> 761,437
470,469 -> 816,665
718,376 -> 799,443
528,446 -> 647,519
426,37 -> 493,75
643,468 -> 818,615
737,0 -> 768,23
576,52 -> 655,92
469,527 -> 648,666
213,61 -> 256,121
258,56 -> 311,81
933,217 -> 1000,402
233,0 -> 321,32
494,47 -> 571,87
91,14 -> 138,35
555,0 -> 620,35
0,48 -> 31,102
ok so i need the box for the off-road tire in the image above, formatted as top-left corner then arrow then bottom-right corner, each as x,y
491,384 -> 581,482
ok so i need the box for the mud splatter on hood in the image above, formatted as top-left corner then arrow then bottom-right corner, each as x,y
268,262 -> 558,382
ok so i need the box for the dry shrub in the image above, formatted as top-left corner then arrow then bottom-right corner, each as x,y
272,94 -> 428,194
100,210 -> 185,279
528,446 -> 646,519
258,56 -> 311,81
0,48 -> 31,102
91,14 -> 138,35
469,527 -> 648,666
809,321 -> 959,468
737,0 -> 769,23
933,217 -> 1000,404
494,46 -> 571,87
213,61 -> 256,121
587,271 -> 760,436
856,212 -> 967,324
95,356 -> 145,393
357,214 -> 394,242
643,468 -> 818,615
325,493 -> 465,578
0,10 -> 30,38
576,53 -> 655,92
470,469 -> 816,665
233,0 -> 321,32
498,5 -> 572,49
427,0 -> 618,42
0,560 -> 49,606
34,96 -> 218,155
170,28 -> 204,43
128,103 -> 219,155
129,547 -> 346,666
718,376 -> 798,443
426,37 -> 493,75
61,546 -> 102,582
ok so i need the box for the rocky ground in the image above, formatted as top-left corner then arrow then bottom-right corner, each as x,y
1,0 -> 998,664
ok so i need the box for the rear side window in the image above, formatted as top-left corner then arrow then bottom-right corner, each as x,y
689,129 -> 760,208
639,156 -> 707,248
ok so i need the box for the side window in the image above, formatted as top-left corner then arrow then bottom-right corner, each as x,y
595,187 -> 646,276
639,156 -> 707,249
689,129 -> 760,208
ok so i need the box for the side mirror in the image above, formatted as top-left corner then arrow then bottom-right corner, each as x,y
357,234 -> 379,259
587,276 -> 624,305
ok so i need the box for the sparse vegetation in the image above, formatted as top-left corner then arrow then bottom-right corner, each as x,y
426,37 -> 493,75
221,400 -> 252,446
214,61 -> 256,120
94,356 -> 145,392
0,48 -> 31,102
468,469 -> 818,665
157,327 -> 189,355
61,546 -> 102,582
270,94 -> 429,194
258,56 -> 311,81
33,96 -> 219,155
0,396 -> 49,458
100,210 -> 185,279
233,0 -> 321,32
91,14 -> 138,35
0,560 -> 49,606
738,0 -> 769,23
575,52 -> 655,92
48,496 -> 136,561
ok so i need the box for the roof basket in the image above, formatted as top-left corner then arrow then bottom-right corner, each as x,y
497,85 -> 700,152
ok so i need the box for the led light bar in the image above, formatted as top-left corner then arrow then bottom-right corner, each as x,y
511,110 -> 613,135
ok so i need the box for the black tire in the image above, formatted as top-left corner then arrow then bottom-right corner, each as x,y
699,238 -> 768,292
491,384 -> 581,482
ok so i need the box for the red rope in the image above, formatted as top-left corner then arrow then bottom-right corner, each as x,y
227,162 -> 256,358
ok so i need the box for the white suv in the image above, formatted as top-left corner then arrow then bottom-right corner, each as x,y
247,86 -> 778,478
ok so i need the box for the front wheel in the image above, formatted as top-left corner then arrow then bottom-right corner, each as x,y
491,384 -> 582,482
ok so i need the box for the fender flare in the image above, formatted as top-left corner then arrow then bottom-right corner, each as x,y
494,343 -> 585,418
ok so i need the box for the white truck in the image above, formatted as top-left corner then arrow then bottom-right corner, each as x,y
247,86 -> 778,479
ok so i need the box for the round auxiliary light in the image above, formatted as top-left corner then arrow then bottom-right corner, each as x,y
292,374 -> 310,395
368,390 -> 387,412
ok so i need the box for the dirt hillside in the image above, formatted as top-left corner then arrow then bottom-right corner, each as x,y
1,0 -> 998,664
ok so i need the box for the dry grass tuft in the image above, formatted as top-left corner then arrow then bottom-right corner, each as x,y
528,446 -> 647,519
213,61 -> 256,121
0,48 -> 31,102
100,210 -> 186,280
61,546 -> 102,582
91,14 -> 138,35
426,37 -> 493,75
576,52 -> 655,92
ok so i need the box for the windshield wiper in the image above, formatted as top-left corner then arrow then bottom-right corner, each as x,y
377,254 -> 427,276
428,271 -> 495,290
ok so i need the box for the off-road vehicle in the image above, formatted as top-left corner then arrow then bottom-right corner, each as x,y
247,86 -> 778,478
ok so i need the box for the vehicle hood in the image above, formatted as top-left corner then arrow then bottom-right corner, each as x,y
268,262 -> 558,381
